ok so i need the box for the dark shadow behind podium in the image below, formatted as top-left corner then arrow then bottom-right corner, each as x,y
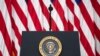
20,31 -> 80,56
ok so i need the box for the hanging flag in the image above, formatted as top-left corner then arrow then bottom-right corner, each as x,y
0,0 -> 100,56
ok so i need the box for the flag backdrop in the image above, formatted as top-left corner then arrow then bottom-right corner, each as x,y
0,0 -> 100,56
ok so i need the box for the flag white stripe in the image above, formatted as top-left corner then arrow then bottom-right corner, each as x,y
80,42 -> 88,56
73,0 -> 95,48
51,6 -> 64,31
12,1 -> 28,56
58,0 -> 78,31
62,0 -> 88,55
17,0 -> 28,18
30,0 -> 49,31
0,31 -> 9,56
59,0 -> 77,31
31,0 -> 43,30
58,0 -> 68,22
93,9 -> 100,30
80,15 -> 95,55
97,0 -> 100,5
42,15 -> 50,31
12,30 -> 20,56
37,0 -> 49,31
27,13 -> 36,31
12,6 -> 26,34
66,4 -> 88,56
95,36 -> 100,55
0,0 -> 12,41
72,0 -> 95,55
66,8 -> 77,31
82,0 -> 94,21
67,8 -> 77,31
17,0 -> 37,31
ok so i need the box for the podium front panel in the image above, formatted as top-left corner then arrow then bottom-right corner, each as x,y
20,31 -> 80,56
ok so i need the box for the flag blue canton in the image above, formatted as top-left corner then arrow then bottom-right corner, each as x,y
75,0 -> 81,4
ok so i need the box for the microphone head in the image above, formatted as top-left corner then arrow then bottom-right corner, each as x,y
48,5 -> 53,12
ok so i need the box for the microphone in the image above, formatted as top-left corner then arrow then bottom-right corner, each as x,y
48,4 -> 53,31
48,5 -> 53,12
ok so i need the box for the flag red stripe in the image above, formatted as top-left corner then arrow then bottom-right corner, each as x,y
66,0 -> 75,31
4,0 -> 18,55
12,0 -> 28,31
66,0 -> 74,13
11,16 -> 22,46
43,28 -> 46,31
91,0 -> 100,17
1,1 -> 99,56
39,0 -> 59,31
74,16 -> 95,56
53,0 -> 68,31
0,51 -> 2,56
0,11 -> 12,56
78,1 -> 94,37
12,41 -> 17,56
27,0 -> 43,31
4,0 -> 11,15
94,23 -> 100,41
68,21 -> 74,31
66,1 -> 95,56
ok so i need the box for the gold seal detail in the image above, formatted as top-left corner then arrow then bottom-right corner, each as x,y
39,36 -> 62,56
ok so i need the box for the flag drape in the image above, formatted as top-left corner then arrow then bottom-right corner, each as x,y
0,0 -> 100,56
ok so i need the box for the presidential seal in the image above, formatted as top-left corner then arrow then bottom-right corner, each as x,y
39,36 -> 62,56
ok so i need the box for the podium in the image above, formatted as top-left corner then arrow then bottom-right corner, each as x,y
20,31 -> 80,56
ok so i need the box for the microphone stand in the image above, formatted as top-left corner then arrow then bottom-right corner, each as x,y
48,4 -> 53,31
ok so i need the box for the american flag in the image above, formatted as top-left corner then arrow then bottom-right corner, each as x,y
0,0 -> 100,56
